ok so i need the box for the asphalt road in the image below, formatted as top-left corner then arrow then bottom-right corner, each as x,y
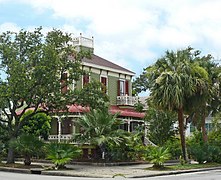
142,169 -> 221,180
0,172 -> 98,180
1,170 -> 221,179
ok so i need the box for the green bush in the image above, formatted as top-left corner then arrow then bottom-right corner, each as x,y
10,134 -> 44,165
187,131 -> 221,163
164,137 -> 182,159
106,132 -> 147,162
46,143 -> 82,169
145,146 -> 171,168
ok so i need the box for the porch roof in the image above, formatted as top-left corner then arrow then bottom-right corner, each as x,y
68,105 -> 145,119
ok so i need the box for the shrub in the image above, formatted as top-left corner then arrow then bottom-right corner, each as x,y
10,134 -> 44,165
187,131 -> 221,163
46,143 -> 82,169
164,137 -> 182,159
145,146 -> 171,168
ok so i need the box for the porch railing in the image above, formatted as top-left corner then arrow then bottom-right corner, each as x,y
116,95 -> 138,106
48,134 -> 73,141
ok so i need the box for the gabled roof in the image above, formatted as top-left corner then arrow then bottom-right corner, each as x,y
82,54 -> 135,76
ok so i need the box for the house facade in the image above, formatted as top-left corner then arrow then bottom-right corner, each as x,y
48,35 -> 145,142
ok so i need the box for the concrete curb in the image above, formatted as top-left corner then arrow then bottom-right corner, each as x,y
0,164 -> 221,178
130,166 -> 221,178
0,166 -> 30,174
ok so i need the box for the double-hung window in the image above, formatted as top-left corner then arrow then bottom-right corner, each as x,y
118,80 -> 129,96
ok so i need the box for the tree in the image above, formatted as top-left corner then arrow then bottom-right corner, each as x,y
145,107 -> 177,146
10,134 -> 44,165
20,110 -> 51,140
46,142 -> 82,169
74,108 -> 125,160
0,27 -> 108,163
75,79 -> 109,110
145,47 -> 209,162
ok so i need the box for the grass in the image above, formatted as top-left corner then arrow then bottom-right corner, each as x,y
146,162 -> 221,171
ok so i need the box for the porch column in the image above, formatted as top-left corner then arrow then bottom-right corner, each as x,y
58,117 -> 62,143
144,121 -> 148,145
127,120 -> 130,132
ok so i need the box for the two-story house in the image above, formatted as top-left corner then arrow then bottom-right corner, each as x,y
48,35 -> 145,142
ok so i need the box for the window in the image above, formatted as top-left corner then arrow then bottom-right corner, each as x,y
83,74 -> 90,86
118,80 -> 129,96
101,76 -> 107,93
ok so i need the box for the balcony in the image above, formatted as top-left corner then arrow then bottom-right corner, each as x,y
116,95 -> 138,106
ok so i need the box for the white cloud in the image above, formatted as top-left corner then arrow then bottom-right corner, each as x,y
2,0 -> 221,73
0,22 -> 20,33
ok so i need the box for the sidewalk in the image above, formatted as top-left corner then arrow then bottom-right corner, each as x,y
1,161 -> 221,178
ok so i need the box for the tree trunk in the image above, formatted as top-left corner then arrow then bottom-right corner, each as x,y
178,108 -> 188,163
24,155 -> 31,165
7,146 -> 15,164
201,114 -> 208,143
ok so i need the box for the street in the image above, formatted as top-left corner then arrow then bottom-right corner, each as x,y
0,172 -> 97,180
142,169 -> 221,180
1,170 -> 221,179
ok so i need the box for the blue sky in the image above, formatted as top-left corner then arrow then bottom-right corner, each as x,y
1,0 -> 221,79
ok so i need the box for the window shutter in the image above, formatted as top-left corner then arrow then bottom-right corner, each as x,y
125,80 -> 129,95
83,74 -> 89,86
61,73 -> 68,93
101,77 -> 107,93
117,80 -> 120,96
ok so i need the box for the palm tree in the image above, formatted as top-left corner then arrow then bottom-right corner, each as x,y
75,108 -> 125,160
10,134 -> 44,165
184,56 -> 221,143
146,47 -> 209,162
46,142 -> 82,169
146,146 -> 171,168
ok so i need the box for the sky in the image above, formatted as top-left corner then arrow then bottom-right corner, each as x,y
1,0 -> 221,78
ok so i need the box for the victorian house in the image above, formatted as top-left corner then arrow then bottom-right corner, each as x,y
48,35 -> 146,142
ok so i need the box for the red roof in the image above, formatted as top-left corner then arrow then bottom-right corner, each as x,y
16,105 -> 145,119
68,104 -> 90,113
109,106 -> 145,119
68,105 -> 145,119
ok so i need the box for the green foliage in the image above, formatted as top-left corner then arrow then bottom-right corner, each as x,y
10,134 -> 44,165
145,107 -> 177,146
46,143 -> 82,169
134,100 -> 144,112
144,47 -> 214,161
106,132 -> 147,161
187,131 -> 221,163
0,27 -> 108,163
208,112 -> 221,145
164,137 -> 182,160
146,146 -> 171,168
132,70 -> 149,95
20,110 -> 51,139
75,108 -> 124,147
74,108 -> 127,160
75,79 -> 110,110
